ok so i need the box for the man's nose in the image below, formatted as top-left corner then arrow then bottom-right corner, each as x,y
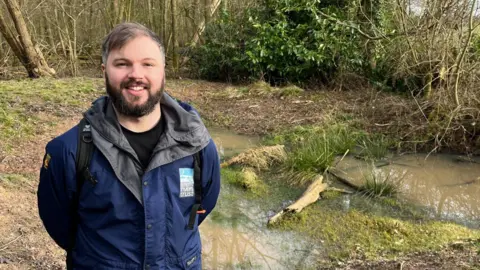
128,64 -> 144,79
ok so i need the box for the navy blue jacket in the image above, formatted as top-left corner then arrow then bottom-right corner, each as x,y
37,93 -> 221,269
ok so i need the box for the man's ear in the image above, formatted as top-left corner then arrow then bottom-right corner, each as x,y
101,63 -> 106,78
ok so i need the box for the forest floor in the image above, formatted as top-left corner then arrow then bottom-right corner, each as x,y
0,77 -> 478,269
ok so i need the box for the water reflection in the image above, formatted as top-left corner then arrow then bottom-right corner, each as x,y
334,154 -> 480,228
208,127 -> 261,160
200,186 -> 320,269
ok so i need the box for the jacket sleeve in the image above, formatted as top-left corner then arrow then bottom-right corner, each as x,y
37,139 -> 76,250
198,139 -> 221,225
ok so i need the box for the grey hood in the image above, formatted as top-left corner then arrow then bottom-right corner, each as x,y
83,92 -> 211,204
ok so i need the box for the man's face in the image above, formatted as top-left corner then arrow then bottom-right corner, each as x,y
102,35 -> 165,118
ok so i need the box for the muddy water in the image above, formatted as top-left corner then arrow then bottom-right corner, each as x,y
333,154 -> 480,228
203,127 -> 480,268
199,187 -> 320,269
208,127 -> 261,159
201,129 -> 320,269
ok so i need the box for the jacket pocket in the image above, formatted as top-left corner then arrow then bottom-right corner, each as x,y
167,245 -> 202,270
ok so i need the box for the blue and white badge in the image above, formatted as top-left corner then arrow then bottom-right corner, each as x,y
179,168 -> 194,198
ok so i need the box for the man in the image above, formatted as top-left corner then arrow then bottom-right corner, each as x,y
37,22 -> 221,270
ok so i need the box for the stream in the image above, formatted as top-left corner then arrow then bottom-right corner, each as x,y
200,127 -> 480,269
333,154 -> 480,229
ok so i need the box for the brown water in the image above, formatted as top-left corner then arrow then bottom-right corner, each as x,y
208,127 -> 261,159
333,154 -> 480,226
203,128 -> 480,268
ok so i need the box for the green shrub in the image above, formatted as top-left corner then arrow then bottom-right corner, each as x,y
189,0 -> 363,85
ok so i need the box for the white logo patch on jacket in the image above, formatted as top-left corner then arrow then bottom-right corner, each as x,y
179,168 -> 194,198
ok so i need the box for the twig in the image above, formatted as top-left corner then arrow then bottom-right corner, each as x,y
452,0 -> 476,107
333,149 -> 349,168
0,234 -> 22,252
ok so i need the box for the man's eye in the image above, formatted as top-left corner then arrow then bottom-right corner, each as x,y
116,63 -> 127,66
144,63 -> 154,67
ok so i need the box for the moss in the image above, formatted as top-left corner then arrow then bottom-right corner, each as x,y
321,190 -> 343,200
270,204 -> 480,261
220,167 -> 267,196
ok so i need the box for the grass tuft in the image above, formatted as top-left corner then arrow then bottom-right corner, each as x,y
355,134 -> 393,161
279,124 -> 360,186
222,81 -> 304,99
358,170 -> 403,198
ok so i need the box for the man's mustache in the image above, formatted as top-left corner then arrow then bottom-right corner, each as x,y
120,79 -> 151,90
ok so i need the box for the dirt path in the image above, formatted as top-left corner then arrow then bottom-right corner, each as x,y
0,115 -> 81,270
0,79 -> 478,269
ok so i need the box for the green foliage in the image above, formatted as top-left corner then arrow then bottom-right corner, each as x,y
190,0 -> 363,84
470,33 -> 480,60
245,0 -> 362,84
189,11 -> 253,81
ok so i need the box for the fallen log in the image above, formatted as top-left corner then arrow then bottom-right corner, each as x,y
268,175 -> 328,225
327,167 -> 361,191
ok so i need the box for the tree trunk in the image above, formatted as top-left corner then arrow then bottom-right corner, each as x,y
162,0 -> 168,46
190,0 -> 221,46
147,0 -> 154,29
54,7 -> 67,57
204,0 -> 210,24
358,0 -> 380,74
1,0 -> 55,77
44,9 -> 56,50
113,0 -> 120,25
171,0 -> 178,73
0,13 -> 27,66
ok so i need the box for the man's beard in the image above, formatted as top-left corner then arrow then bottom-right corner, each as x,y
105,75 -> 164,117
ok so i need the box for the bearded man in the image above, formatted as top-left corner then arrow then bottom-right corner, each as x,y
37,22 -> 221,270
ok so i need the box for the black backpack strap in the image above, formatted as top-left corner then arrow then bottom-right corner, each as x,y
66,118 -> 96,270
188,151 -> 205,230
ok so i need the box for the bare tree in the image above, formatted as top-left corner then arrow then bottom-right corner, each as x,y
0,0 -> 56,77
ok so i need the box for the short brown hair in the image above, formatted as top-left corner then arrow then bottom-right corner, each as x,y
101,22 -> 165,64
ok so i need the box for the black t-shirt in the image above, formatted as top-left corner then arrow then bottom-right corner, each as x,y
121,116 -> 165,169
